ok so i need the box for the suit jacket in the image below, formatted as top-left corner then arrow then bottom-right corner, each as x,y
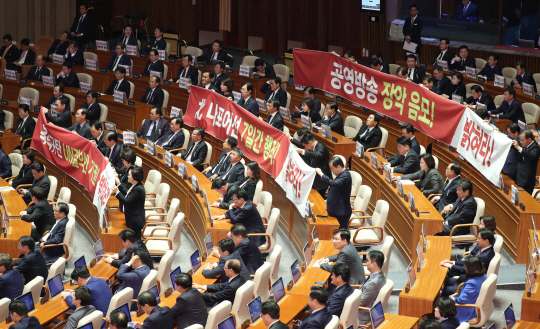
42,217 -> 69,262
13,250 -> 48,285
235,238 -> 264,274
57,70 -> 80,88
67,121 -> 92,139
217,183 -> 239,209
200,49 -> 235,67
0,45 -> 18,63
0,150 -> 11,178
0,109 -> 5,130
202,250 -> 251,283
315,112 -> 345,136
211,73 -> 229,88
478,64 -> 502,81
436,75 -> 454,96
503,135 -> 520,179
451,83 -> 467,100
170,288 -> 208,329
141,306 -> 174,329
114,34 -> 138,48
511,71 -> 538,93
203,275 -> 246,304
353,126 -> 382,150
13,116 -> 36,142
145,38 -> 167,52
64,49 -> 85,66
47,39 -> 69,57
44,95 -> 71,113
64,305 -> 96,329
268,321 -> 289,329
402,16 -> 423,47
221,161 -> 245,185
321,243 -> 365,285
429,85 -> 442,95
106,54 -> 131,71
452,245 -> 495,275
304,142 -> 332,191
117,264 -> 152,308
450,55 -> 476,71
491,100 -> 525,124
443,195 -> 477,235
401,168 -> 444,196
455,2 -> 479,21
358,272 -> 386,324
0,269 -> 24,300
11,48 -> 35,65
320,170 -> 352,218
12,163 -> 34,189
24,65 -> 51,82
8,316 -> 42,329
298,308 -> 333,329
21,200 -> 55,238
465,91 -> 495,111
260,83 -> 288,108
235,178 -> 257,202
172,65 -> 199,84
100,143 -> 122,170
266,112 -> 284,131
141,60 -> 164,77
24,174 -> 51,204
410,137 -> 421,155
380,60 -> 390,74
436,177 -> 461,212
105,79 -> 131,96
406,66 -> 426,84
138,86 -> 165,108
516,141 -> 540,194
237,97 -> 259,117
112,239 -> 153,268
207,151 -> 231,177
117,182 -> 146,231
252,64 -> 276,79
224,200 -> 265,246
326,284 -> 354,316
440,317 -> 460,329
70,14 -> 93,42
387,149 -> 420,174
45,109 -> 72,128
157,130 -> 185,151
82,102 -> 101,123
136,117 -> 169,142
433,49 -> 456,66
455,275 -> 486,323
181,141 -> 208,170
91,132 -> 107,150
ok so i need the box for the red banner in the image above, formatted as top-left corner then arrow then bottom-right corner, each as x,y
293,49 -> 467,144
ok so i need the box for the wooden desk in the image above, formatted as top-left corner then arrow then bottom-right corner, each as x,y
1,131 -> 24,154
0,179 -> 32,257
513,321 -> 540,329
399,236 -> 452,318
0,296 -> 69,329
521,229 -> 540,323
308,190 -> 339,241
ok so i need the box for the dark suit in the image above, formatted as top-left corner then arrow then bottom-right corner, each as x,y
105,79 -> 131,96
452,83 -> 467,100
144,38 -> 167,53
235,179 -> 257,202
47,39 -> 69,58
113,34 -> 138,49
117,182 -> 146,238
23,174 -> 51,205
315,112 -> 345,136
304,142 -> 332,197
136,118 -> 169,142
64,49 -> 84,66
410,137 -> 421,155
353,126 -> 382,150
511,71 -> 538,93
429,85 -> 442,95
268,321 -> 289,329
70,13 -> 93,44
157,130 -> 185,151
21,200 -> 55,242
439,195 -> 477,236
266,112 -> 284,131
404,66 -> 425,84
202,250 -> 251,283
13,250 -> 48,285
140,306 -> 174,329
260,83 -> 288,108
491,100 -> 525,124
503,135 -> 520,180
436,75 -> 454,96
465,91 -> 495,111
433,49 -> 456,66
188,83 -> 220,95
117,264 -> 151,309
45,109 -> 72,128
224,200 -> 265,246
387,149 -> 420,174
141,60 -> 164,77
11,163 -> 34,189
8,48 -> 35,70
380,60 -> 390,75
320,243 -> 365,285
235,238 -> 264,274
436,177 -> 461,212
138,86 -> 165,108
298,308 -> 333,329
8,316 -> 42,329
516,141 -> 540,194
200,49 -> 235,67
41,217 -> 69,263
0,269 -> 24,300
172,65 -> 199,85
450,55 -> 476,71
202,275 -> 246,305
402,16 -> 423,52
211,73 -> 229,89
12,117 -> 35,148
64,305 -> 96,329
112,239 -> 153,268
0,150 -> 11,179
440,317 -> 461,329
0,45 -> 18,63
326,284 -> 354,316
206,151 -> 231,178
57,70 -> 80,88
44,95 -> 71,113
478,64 -> 502,81
321,170 -> 352,229
82,102 -> 101,123
217,183 -> 239,209
181,141 -> 208,171
443,245 -> 495,296
100,142 -> 122,170
221,162 -> 245,185
252,64 -> 276,79
455,2 -> 479,21
170,288 -> 208,329
401,168 -> 444,197
24,65 -> 51,82
106,54 -> 131,71
237,97 -> 259,117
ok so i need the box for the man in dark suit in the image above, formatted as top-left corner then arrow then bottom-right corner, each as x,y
100,131 -> 123,170
67,109 -> 92,138
105,67 -> 131,96
298,287 -> 333,329
210,179 -> 239,209
0,254 -> 24,300
116,248 -> 152,306
219,148 -> 245,185
260,76 -> 288,107
43,97 -> 72,129
170,273 -> 207,329
372,50 -> 390,74
353,113 -> 382,150
465,85 -> 495,111
200,40 -> 234,67
400,122 -> 421,154
132,292 -> 174,329
194,259 -> 247,307
7,38 -> 35,73
19,163 -> 50,205
318,158 -> 352,229
20,186 -> 55,242
265,100 -> 284,131
261,301 -> 289,329
318,229 -> 365,285
103,229 -> 153,267
386,136 -> 420,174
299,134 -> 331,198
90,122 -> 107,149
56,61 -> 80,88
511,61 -> 538,93
358,251 -> 386,324
213,190 -> 266,246
423,75 -> 441,95
70,3 -> 93,45
202,238 -> 251,283
450,45 -> 476,72
436,179 -> 477,236
39,202 -> 69,263
143,26 -> 167,55
13,104 -> 35,151
211,62 -> 229,89
455,0 -> 479,21
13,236 -> 48,286
106,43 -> 131,71
43,85 -> 71,112
433,66 -> 454,96
64,41 -> 84,66
325,264 -> 354,317
46,31 -> 70,61
490,87 -> 525,124
0,142 -> 11,178
141,50 -> 164,77
432,162 -> 462,212
405,54 -> 426,84
0,34 -> 19,63
136,108 -> 169,142
24,55 -> 51,82
237,82 -> 259,117
253,58 -> 276,79
432,38 -> 455,66
182,127 -> 208,171
293,87 -> 322,117
83,90 -> 101,123
171,54 -> 199,84
186,70 -> 220,94
7,300 -> 42,329
514,129 -> 540,194
203,136 -> 237,180
64,287 -> 96,329
502,123 -> 520,180
370,58 -> 389,74
157,117 -> 185,152
478,54 -> 502,81
314,101 -> 344,136
231,224 -> 264,274
138,76 -> 165,109
402,4 -> 423,55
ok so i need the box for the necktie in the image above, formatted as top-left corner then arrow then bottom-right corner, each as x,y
438,51 -> 444,60
147,121 -> 157,140
408,69 -> 412,79
18,51 -> 26,63
185,143 -> 195,161
222,163 -> 233,179
442,179 -> 449,191
114,80 -> 120,91
76,15 -> 84,34
212,154 -> 230,174
463,5 -> 468,15
123,36 -> 127,45
112,56 -> 120,70
411,17 -> 415,25
148,62 -> 153,72
54,42 -> 61,54
146,89 -> 154,103
182,68 -> 187,77
34,67 -> 41,80
270,91 -> 276,100
109,144 -> 114,158
163,132 -> 176,146
77,124 -> 81,133
15,119 -> 23,134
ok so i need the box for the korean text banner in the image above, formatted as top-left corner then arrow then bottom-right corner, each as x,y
31,111 -> 115,224
293,49 -> 467,145
183,86 -> 316,216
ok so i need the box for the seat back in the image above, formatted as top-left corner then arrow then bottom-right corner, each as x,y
183,46 -> 203,57
154,183 -> 170,209
349,171 -> 362,200
373,279 -> 394,311
0,298 -> 10,324
261,208 -> 280,252
164,198 -> 180,225
273,64 -> 290,89
0,84 -> 3,99
4,109 -> 12,130
162,89 -> 169,109
252,180 -> 264,205
128,81 -> 135,99
165,42 -> 171,57
19,87 -> 39,105
169,213 -> 185,253
68,203 -> 76,218
99,104 -> 108,122
83,52 -> 98,61
487,253 -> 501,277
353,185 -> 372,216
48,176 -> 58,201
77,310 -> 104,329
203,141 -> 212,166
182,128 -> 190,149
37,36 -> 55,57
475,58 -> 487,71
343,116 -> 362,137
493,234 -> 503,254
64,217 -> 76,261
502,67 -> 515,85
77,73 -> 93,85
162,63 -> 169,82
155,250 -> 174,296
145,170 -> 162,195
268,245 -> 282,283
253,263 -> 272,302
433,155 -> 439,170
319,103 -> 326,119
389,64 -> 400,76
135,156 -> 142,167
283,126 -> 289,135
380,236 -> 394,277
106,287 -> 134,317
9,153 -> 22,176
470,198 -> 485,236
339,290 -> 361,329
465,83 -> 475,99
242,55 -> 259,67
256,191 -> 272,220
57,187 -> 71,204
64,94 -> 76,113
371,200 -> 389,240
231,281 -> 255,328
286,91 -> 291,109
376,128 -> 388,156
139,270 -> 158,297
22,276 -> 44,305
534,73 -> 540,93
419,144 -> 426,155
47,257 -> 67,281
205,301 -> 232,329
325,316 -> 339,329
456,323 -> 470,329
197,70 -> 202,85
469,274 -> 497,327
494,95 -> 504,108
522,103 -> 540,128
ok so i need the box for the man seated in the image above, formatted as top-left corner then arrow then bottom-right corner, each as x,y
0,254 -> 24,300
13,236 -> 48,288
46,31 -> 70,61
371,50 -> 389,73
465,85 -> 495,111
211,62 -> 229,88
432,38 -> 455,65
252,58 -> 276,78
432,65 -> 453,96
0,34 -> 18,63
230,224 -> 264,274
109,309 -> 129,329
404,54 -> 425,84
210,179 -> 239,209
202,238 -> 250,282
63,287 -> 96,329
116,248 -> 152,308
56,62 -> 80,88
477,54 -> 502,81
20,187 -> 55,242
370,58 -> 389,74
136,107 -> 169,142
39,202 -> 70,263
449,45 -> 475,72
83,90 -> 101,123
203,137 -> 236,180
138,76 -> 165,108
316,229 -> 365,285
431,162 -> 462,212
259,76 -> 287,106
325,264 -> 354,317
395,67 -> 408,80
353,113 -> 382,150
42,97 -> 72,128
171,54 -> 198,84
131,292 -> 174,329
170,273 -> 208,329
6,38 -> 35,73
511,61 -> 537,93
64,41 -> 84,66
455,0 -> 479,21
70,4 -> 93,45
501,123 -> 520,180
107,43 -> 131,71
313,101 -> 344,136
19,163 -> 50,205
0,142 -> 11,179
200,40 -> 234,67
68,109 -> 92,139
237,82 -> 259,117
104,229 -> 153,267
43,85 -> 71,112
10,149 -> 35,189
8,300 -> 42,329
298,287 -> 332,329
143,26 -> 167,55
112,25 -> 138,49
358,250 -> 386,324
265,100 -> 284,131
24,55 -> 51,82
186,70 -> 220,93
100,131 -> 122,170
105,67 -> 131,96
336,49 -> 358,63
194,259 -> 246,307
217,148 -> 245,185
13,104 -> 36,151
489,87 -> 525,124
141,50 -> 164,77
298,134 -> 331,198
423,75 -> 441,95
400,122 -> 421,154
157,117 -> 185,152
260,301 -> 288,329
385,136 -> 420,175
435,179 -> 477,236
181,127 -> 208,171
292,86 -> 321,117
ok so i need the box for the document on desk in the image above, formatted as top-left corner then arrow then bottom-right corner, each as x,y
400,180 -> 416,185
403,41 -> 418,53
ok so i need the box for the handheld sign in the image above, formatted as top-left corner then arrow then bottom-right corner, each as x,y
50,107 -> 59,118
164,151 -> 173,167
114,91 -> 127,103
476,102 -> 487,111
321,124 -> 332,140
256,99 -> 266,112
96,40 -> 109,51
191,175 -> 199,193
518,120 -> 527,132
52,54 -> 64,64
158,50 -> 166,61
170,106 -> 183,118
465,66 -> 477,79
301,115 -> 311,128
370,153 -> 379,170
232,91 -> 241,103
523,83 -> 534,96
4,69 -> 17,80
150,70 -> 162,80
126,45 -> 138,56
178,77 -> 190,89
118,64 -> 130,76
279,107 -> 291,121
494,74 -> 505,88
18,97 -> 32,108
79,82 -> 92,93
436,59 -> 448,71
84,59 -> 98,71
356,142 -> 364,158
239,65 -> 251,77
104,121 -> 116,131
146,140 -> 156,156
42,76 -> 56,87
122,131 -> 136,145
451,94 -> 463,104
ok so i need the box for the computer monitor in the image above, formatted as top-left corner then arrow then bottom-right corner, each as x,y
204,233 -> 213,257
74,255 -> 86,269
93,239 -> 104,260
114,303 -> 131,322
369,301 -> 385,329
248,296 -> 262,324
291,260 -> 301,285
217,315 -> 236,329
272,278 -> 286,303
147,284 -> 161,304
47,273 -> 64,298
504,304 -> 516,329
14,292 -> 35,313
303,242 -> 312,267
169,266 -> 181,290
77,323 -> 94,329
190,250 -> 201,273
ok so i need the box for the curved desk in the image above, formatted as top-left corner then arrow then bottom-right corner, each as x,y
0,179 -> 31,257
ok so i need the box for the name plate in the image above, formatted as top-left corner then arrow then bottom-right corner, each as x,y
178,77 -> 190,89
239,65 -> 251,77
301,115 -> 311,128
126,45 -> 138,56
324,91 -> 335,98
96,40 -> 109,51
523,83 -> 534,96
226,69 -> 233,73
518,120 -> 526,131
191,174 -> 199,193
436,59 -> 448,71
4,69 -> 17,80
122,131 -> 136,144
232,91 -> 241,103
114,91 -> 127,103
100,68 -> 107,73
478,77 -> 486,83
279,107 -> 291,121
494,74 -> 505,88
295,85 -> 305,91
451,94 -> 463,104
146,140 -> 156,155
169,58 -> 176,62
465,66 -> 476,79
80,82 -> 92,93
356,142 -> 364,158
0,100 -> 7,105
178,162 -> 187,179
18,97 -> 32,107
118,64 -> 130,76
19,79 -> 27,83
256,98 -> 266,112
85,59 -> 97,71
128,100 -> 135,106
150,70 -> 162,80
352,102 -> 361,107
51,107 -> 59,118
165,151 -> 173,167
476,102 -> 487,111
170,106 -> 183,118
158,50 -> 166,61
52,54 -> 64,64
370,153 -> 379,170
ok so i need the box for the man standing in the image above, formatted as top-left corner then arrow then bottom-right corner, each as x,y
502,123 -> 520,180
260,77 -> 287,107
20,187 -> 55,242
13,104 -> 36,151
298,287 -> 333,329
136,108 -> 169,142
42,98 -> 72,128
237,82 -> 259,117
402,4 -> 423,56
171,54 -> 199,85
431,162 -> 461,212
138,76 -> 165,108
170,273 -> 207,329
514,129 -> 540,194
67,109 -> 92,139
265,100 -> 284,131
156,117 -> 185,152
40,203 -> 69,263
325,264 -> 354,317
316,157 -> 351,229
436,179 -> 477,236
318,229 -> 365,285
181,128 -> 208,171
105,67 -> 131,96
70,4 -> 93,45
24,55 -> 51,81
298,134 -> 331,198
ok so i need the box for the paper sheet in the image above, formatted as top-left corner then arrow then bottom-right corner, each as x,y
403,41 -> 418,53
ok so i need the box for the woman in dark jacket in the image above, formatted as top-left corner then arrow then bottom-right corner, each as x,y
300,98 -> 322,123
450,72 -> 466,100
10,149 -> 35,188
112,166 -> 146,239
396,153 -> 444,197
434,297 -> 460,329
221,78 -> 234,101
235,161 -> 261,201
116,147 -> 137,186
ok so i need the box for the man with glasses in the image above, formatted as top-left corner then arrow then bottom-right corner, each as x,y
194,258 -> 246,308
13,236 -> 48,289
181,127 -> 208,171
67,109 -> 92,139
141,49 -> 164,77
260,76 -> 287,107
186,70 -> 220,94
431,162 -> 462,212
136,107 -> 169,142
19,162 -> 50,205
252,58 -> 276,78
385,136 -> 420,175
432,65 -> 453,96
211,62 -> 229,88
42,97 -> 72,128
106,43 -> 131,71
24,55 -> 51,82
104,67 -> 131,96
39,202 -> 70,263
237,82 -> 259,117
138,76 -> 164,108
156,117 -> 185,152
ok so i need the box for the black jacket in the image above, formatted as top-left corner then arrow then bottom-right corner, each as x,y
440,317 -> 461,329
12,163 -> 34,189
82,102 -> 101,123
181,141 -> 208,171
24,65 -> 51,82
70,13 -> 94,43
297,308 -> 333,329
141,60 -> 164,77
237,97 -> 259,117
451,245 -> 495,275
140,306 -> 174,329
57,70 -> 80,88
172,65 -> 199,84
11,48 -> 35,66
45,109 -> 72,129
465,92 -> 495,111
450,55 -> 476,71
478,64 -> 502,81
491,100 -> 525,124
387,149 -> 420,174
452,83 -> 467,100
47,39 -> 69,57
138,86 -> 165,109
436,177 -> 461,212
100,142 -> 123,171
106,54 -> 131,71
200,49 -> 235,67
217,183 -> 239,209
315,111 -> 345,136
433,49 -> 456,66
260,83 -> 288,108
266,112 -> 284,131
145,38 -> 167,52
402,16 -> 423,46
0,45 -> 18,63
516,141 -> 540,194
206,151 -> 231,178
435,75 -> 454,96
24,174 -> 51,204
170,288 -> 207,329
443,195 -> 477,236
157,130 -> 185,152
353,126 -> 382,150
221,162 -> 245,185
303,142 -> 332,192
13,250 -> 48,285
407,66 -> 426,84
235,178 -> 257,202
235,238 -> 264,274
224,200 -> 265,246
8,316 -> 42,329
67,121 -> 93,140
21,200 -> 55,239
42,217 -> 69,263
64,48 -> 85,66
13,116 -> 36,142
511,70 -> 538,93
211,73 -> 229,88
0,149 -> 11,179
252,64 -> 276,79
105,79 -> 131,96
321,170 -> 352,218
326,284 -> 354,316
117,182 -> 146,232
112,239 -> 153,268
203,275 -> 247,305
44,95 -> 71,113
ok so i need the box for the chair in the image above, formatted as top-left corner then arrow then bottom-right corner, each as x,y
181,128 -> 190,149
129,59 -> 134,77
8,153 -> 22,178
494,95 -> 504,108
83,52 -> 98,61
64,94 -> 76,113
319,103 -> 326,119
349,186 -> 372,227
250,208 -> 279,253
99,104 -> 108,123
389,64 -> 400,76
68,203 -> 77,218
0,298 -> 10,324
349,200 -> 388,249
155,250 -> 174,295
349,171 -> 363,198
22,276 -> 44,305
252,180 -> 264,205
419,144 -> 426,155
475,58 -> 487,73
338,290 -> 361,329
135,156 -> 142,167
465,83 -> 475,99
344,116 -> 362,138
53,187 -> 71,205
457,323 -> 470,329
142,198 -> 180,238
493,234 -> 503,254
77,73 -> 93,86
242,56 -> 259,67
77,310 -> 104,329
144,170 -> 162,199
286,91 -> 291,109
197,70 -> 202,85
380,236 -> 394,277
449,197 -> 485,244
37,36 -> 54,58
0,84 -> 3,100
128,81 -> 135,99
183,46 -> 203,58
231,281 -> 254,329
41,217 -> 76,262
366,127 -> 388,157
534,73 -> 540,93
165,42 -> 171,58
325,316 -> 339,329
144,213 -> 184,256
522,103 -> 540,129
144,183 -> 170,219
162,63 -> 169,81
283,125 -> 289,135
273,64 -> 290,88
4,110 -> 13,130
455,274 -> 497,328
46,257 -> 67,281
252,263 -> 271,302
502,67 -> 516,86
267,245 -> 282,284
133,270 -> 158,311
18,87 -> 39,105
256,191 -> 272,223
105,287 -> 133,319
433,155 -> 439,170
486,253 -> 501,276
204,301 -> 232,329
373,279 -> 394,310
48,176 -> 58,201
161,89 -> 170,110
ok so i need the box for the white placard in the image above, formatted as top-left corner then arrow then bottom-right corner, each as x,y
18,97 -> 32,107
114,91 -> 126,103
356,142 -> 364,158
476,102 -> 487,111
279,107 -> 290,121
84,59 -> 97,71
118,64 -> 130,76
324,91 -> 335,98
149,70 -> 162,80
383,165 -> 392,183
518,120 -> 527,132
239,65 -> 251,77
104,121 -> 116,131
494,74 -> 505,88
511,185 -> 517,204
408,191 -> 415,209
436,59 -> 448,71
451,94 -> 463,104
523,83 -> 534,96
178,162 -> 186,178
96,40 -> 109,51
232,91 -> 241,103
42,76 -> 56,87
52,54 -> 64,64
146,140 -> 156,155
80,82 -> 92,93
51,107 -> 59,118
122,131 -> 136,145
158,50 -> 166,61
165,151 -> 172,167
4,69 -> 17,80
295,85 -> 304,91
301,115 -> 311,128
256,98 -> 266,112
126,45 -> 138,56
178,77 -> 190,89
191,174 -> 199,193
465,66 -> 477,79
170,106 -> 183,118
321,124 -> 332,139
370,153 -> 379,170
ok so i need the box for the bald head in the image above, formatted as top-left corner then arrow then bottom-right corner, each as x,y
35,55 -> 44,67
